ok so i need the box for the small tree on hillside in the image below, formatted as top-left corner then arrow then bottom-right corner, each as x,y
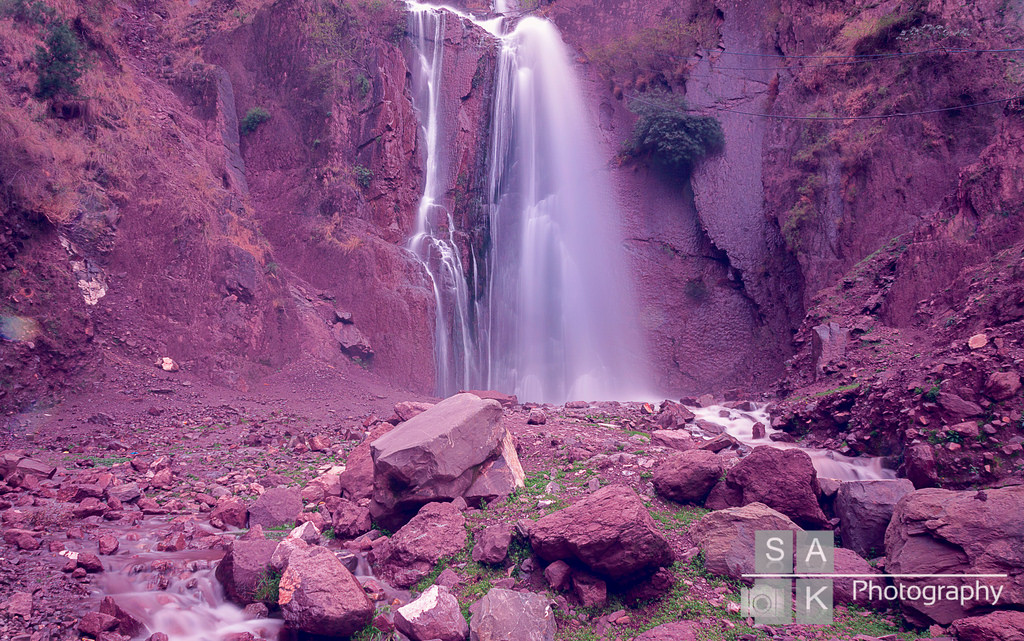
34,21 -> 86,99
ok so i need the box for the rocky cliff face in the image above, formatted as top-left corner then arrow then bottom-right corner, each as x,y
0,0 -> 499,414
2,0 -> 1021,420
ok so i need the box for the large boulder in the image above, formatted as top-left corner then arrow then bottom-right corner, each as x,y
375,501 -> 467,588
527,485 -> 672,581
279,546 -> 373,636
834,479 -> 915,558
689,502 -> 801,582
247,488 -> 302,529
652,449 -> 723,504
469,588 -> 555,641
395,585 -> 469,641
214,539 -> 278,604
370,393 -> 517,528
951,610 -> 1024,641
339,422 -> 395,501
885,485 -> 1024,625
706,446 -> 828,528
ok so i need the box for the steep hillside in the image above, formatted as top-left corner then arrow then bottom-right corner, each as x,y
0,0 -> 499,415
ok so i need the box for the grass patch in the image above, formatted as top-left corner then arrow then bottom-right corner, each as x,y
253,568 -> 281,603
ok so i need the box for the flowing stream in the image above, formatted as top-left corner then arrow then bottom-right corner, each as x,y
691,404 -> 896,481
406,2 -> 647,404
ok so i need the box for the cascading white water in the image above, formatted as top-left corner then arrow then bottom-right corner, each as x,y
481,17 -> 647,403
405,2 -> 648,403
407,5 -> 479,395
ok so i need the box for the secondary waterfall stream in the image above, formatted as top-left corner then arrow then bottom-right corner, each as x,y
407,2 -> 647,404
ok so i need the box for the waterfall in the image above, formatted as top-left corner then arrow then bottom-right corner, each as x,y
480,17 -> 646,403
406,3 -> 648,403
407,5 -> 479,396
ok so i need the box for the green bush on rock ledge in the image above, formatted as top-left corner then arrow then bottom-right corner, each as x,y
626,91 -> 725,175
240,106 -> 271,135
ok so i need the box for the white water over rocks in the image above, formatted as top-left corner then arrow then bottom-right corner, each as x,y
690,404 -> 896,481
407,3 -> 648,404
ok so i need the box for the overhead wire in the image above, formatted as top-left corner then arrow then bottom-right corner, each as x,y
627,93 -> 1024,121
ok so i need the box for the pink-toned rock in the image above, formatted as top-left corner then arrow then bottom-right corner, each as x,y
471,524 -> 512,565
528,485 -> 671,580
706,446 -> 827,527
395,585 -> 469,641
462,389 -> 518,408
370,393 -> 506,528
215,539 -> 279,605
650,430 -> 693,451
376,501 -> 467,588
78,552 -> 104,573
469,588 -> 555,641
79,612 -> 119,637
655,400 -> 695,429
984,370 -> 1021,401
279,545 -> 373,636
631,621 -> 699,641
527,408 -> 547,425
339,422 -> 395,502
296,511 -> 327,532
543,560 -> 572,591
330,498 -> 372,539
6,591 -> 32,618
394,401 -> 435,422
247,488 -> 302,529
212,498 -> 248,529
149,468 -> 174,489
73,497 -> 107,518
831,548 -> 885,608
904,443 -> 938,488
98,535 -> 119,555
834,479 -> 914,558
100,596 -> 143,637
3,528 -> 40,550
951,610 -> 1024,641
652,449 -> 723,504
690,502 -> 801,582
58,483 -> 104,502
885,485 -> 1024,625
572,571 -> 607,608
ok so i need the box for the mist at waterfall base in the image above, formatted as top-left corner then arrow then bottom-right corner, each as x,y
407,5 -> 649,404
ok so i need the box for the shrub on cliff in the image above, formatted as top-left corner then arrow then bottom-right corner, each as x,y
34,20 -> 86,99
627,91 -> 724,175
240,107 -> 271,135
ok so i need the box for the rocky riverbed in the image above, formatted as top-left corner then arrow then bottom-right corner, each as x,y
2,358 -> 1022,641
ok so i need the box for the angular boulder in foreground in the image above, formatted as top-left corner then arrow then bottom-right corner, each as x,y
705,445 -> 828,528
375,501 -> 468,588
690,502 -> 800,582
279,546 -> 373,636
652,449 -> 723,504
395,585 -> 468,641
214,538 -> 278,605
834,478 -> 914,558
527,485 -> 672,581
885,485 -> 1024,625
370,392 -> 523,528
